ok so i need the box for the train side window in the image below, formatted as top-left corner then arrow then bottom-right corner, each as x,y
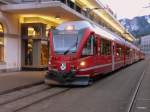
82,34 -> 96,56
116,44 -> 122,56
106,40 -> 111,55
126,48 -> 130,56
100,38 -> 111,55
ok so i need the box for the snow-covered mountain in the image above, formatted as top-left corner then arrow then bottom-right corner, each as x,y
120,15 -> 150,38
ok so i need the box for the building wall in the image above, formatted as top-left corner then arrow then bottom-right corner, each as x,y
141,34 -> 150,55
0,12 -> 21,72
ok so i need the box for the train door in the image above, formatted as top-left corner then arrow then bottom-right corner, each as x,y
132,49 -> 135,63
111,41 -> 115,71
115,43 -> 124,69
95,37 -> 112,74
125,47 -> 130,65
123,45 -> 126,66
129,48 -> 133,64
93,34 -> 100,74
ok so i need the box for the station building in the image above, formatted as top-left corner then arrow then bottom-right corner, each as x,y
0,0 -> 135,72
140,34 -> 150,55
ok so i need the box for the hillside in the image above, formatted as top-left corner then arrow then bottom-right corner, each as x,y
120,15 -> 150,38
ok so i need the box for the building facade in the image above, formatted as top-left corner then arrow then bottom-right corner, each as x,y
0,0 -> 135,72
140,34 -> 150,55
0,10 -> 20,72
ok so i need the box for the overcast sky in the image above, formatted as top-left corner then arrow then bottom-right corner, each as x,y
100,0 -> 150,19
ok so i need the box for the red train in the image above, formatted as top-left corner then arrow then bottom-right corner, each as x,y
45,21 -> 144,85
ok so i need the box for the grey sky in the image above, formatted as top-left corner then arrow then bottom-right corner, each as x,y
100,0 -> 150,19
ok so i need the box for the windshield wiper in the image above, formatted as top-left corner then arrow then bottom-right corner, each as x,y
64,36 -> 78,55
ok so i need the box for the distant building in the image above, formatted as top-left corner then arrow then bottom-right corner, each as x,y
140,34 -> 150,55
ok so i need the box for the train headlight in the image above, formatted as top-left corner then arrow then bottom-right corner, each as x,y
48,61 -> 51,65
80,61 -> 86,66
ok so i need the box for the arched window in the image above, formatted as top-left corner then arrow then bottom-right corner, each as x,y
0,23 -> 4,62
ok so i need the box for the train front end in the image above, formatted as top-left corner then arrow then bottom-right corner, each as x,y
45,21 -> 91,86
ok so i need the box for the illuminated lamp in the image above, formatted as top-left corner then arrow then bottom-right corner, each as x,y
0,41 -> 3,45
80,61 -> 86,66
55,16 -> 60,20
65,25 -> 75,31
70,0 -> 75,3
0,24 -> 3,32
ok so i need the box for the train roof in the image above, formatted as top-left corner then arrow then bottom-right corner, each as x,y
56,21 -> 126,45
92,23 -> 126,45
56,21 -> 92,30
56,21 -> 139,50
125,40 -> 140,51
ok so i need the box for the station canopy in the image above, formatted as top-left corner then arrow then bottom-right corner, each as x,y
0,0 -> 135,42
76,0 -> 136,42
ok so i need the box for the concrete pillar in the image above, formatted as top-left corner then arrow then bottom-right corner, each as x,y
33,39 -> 41,66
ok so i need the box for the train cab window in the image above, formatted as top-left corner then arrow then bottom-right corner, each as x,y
116,44 -> 122,56
100,38 -> 111,55
82,35 -> 96,56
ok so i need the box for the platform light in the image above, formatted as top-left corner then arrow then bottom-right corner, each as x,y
55,16 -> 60,20
70,0 -> 75,3
0,41 -> 3,45
80,61 -> 86,66
19,14 -> 65,24
0,24 -> 3,32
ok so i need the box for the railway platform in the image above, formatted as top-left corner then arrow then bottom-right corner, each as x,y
130,58 -> 150,112
0,71 -> 46,94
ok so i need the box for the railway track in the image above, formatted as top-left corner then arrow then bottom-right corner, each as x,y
0,83 -> 71,112
0,81 -> 44,96
14,88 -> 70,112
0,83 -> 48,105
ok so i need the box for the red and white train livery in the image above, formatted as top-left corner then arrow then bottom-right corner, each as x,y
45,21 -> 144,85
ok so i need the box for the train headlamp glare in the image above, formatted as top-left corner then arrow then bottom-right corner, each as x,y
65,25 -> 74,31
48,61 -> 51,65
80,61 -> 86,66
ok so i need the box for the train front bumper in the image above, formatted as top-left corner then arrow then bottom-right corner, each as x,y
44,70 -> 91,86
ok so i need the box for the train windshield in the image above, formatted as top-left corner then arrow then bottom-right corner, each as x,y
53,30 -> 82,54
